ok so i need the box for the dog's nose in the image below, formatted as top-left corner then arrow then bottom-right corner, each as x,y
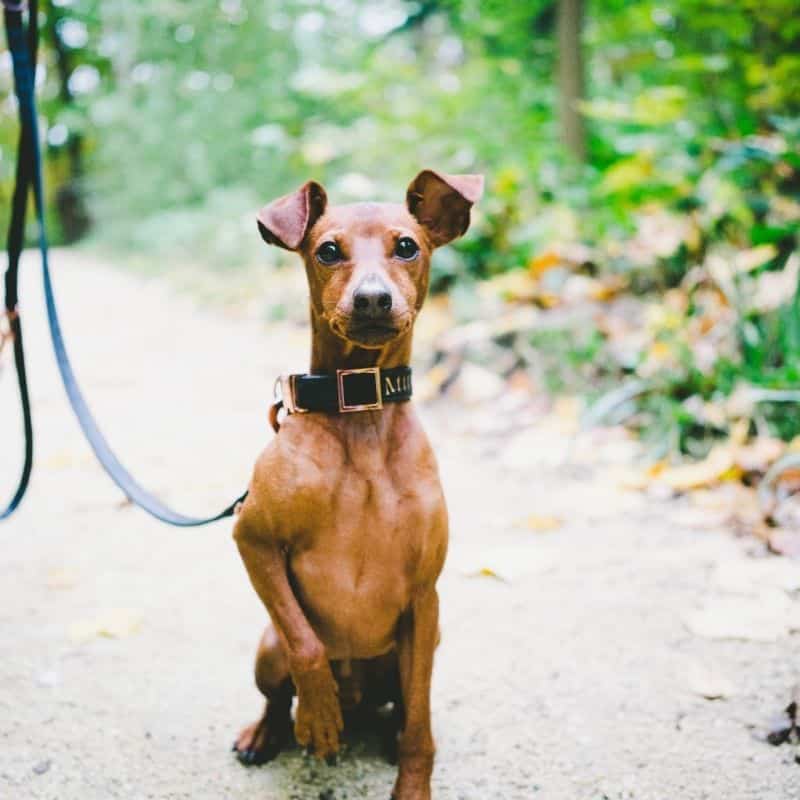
352,275 -> 392,318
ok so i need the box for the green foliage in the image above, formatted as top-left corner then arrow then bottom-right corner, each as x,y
1,0 -> 798,457
528,323 -> 615,395
2,0 -> 797,263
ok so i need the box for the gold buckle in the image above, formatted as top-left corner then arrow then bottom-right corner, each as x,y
337,367 -> 383,413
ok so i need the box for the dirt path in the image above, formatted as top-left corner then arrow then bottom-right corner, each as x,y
1,251 -> 799,800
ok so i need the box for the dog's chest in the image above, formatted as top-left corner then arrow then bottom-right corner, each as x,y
284,419 -> 446,659
292,459 -> 441,585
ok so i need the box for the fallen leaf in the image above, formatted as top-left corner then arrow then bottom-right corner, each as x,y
690,484 -> 761,526
69,609 -> 142,643
538,292 -> 561,309
589,274 -> 628,301
735,244 -> 778,273
455,545 -> 557,582
657,446 -> 737,492
528,250 -> 562,279
488,270 -> 541,303
735,437 -> 784,473
517,514 -> 563,532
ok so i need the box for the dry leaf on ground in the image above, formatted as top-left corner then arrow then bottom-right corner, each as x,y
454,545 -> 557,582
656,446 -> 738,492
69,609 -> 142,643
528,250 -> 562,279
689,484 -> 762,531
516,514 -> 563,532
735,437 -> 785,473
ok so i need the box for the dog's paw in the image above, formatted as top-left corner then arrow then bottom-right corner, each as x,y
390,786 -> 432,800
232,715 -> 290,766
293,662 -> 344,760
391,755 -> 433,800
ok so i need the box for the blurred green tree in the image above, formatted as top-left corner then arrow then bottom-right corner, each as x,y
0,0 -> 796,271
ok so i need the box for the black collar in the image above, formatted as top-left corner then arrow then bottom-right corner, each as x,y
277,366 -> 412,415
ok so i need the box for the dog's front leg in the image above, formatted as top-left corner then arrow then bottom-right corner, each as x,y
234,512 -> 343,759
392,586 -> 439,800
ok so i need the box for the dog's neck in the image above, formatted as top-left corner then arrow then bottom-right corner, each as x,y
309,311 -> 413,374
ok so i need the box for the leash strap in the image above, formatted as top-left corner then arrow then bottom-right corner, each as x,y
1,1 -> 37,521
2,3 -> 247,525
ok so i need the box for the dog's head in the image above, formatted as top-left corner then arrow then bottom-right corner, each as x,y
256,170 -> 483,349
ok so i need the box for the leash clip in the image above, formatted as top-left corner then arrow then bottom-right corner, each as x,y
269,374 -> 307,433
269,376 -> 284,433
0,308 -> 18,361
276,374 -> 308,415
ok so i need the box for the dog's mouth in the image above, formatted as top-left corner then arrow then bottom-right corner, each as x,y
329,313 -> 412,348
344,322 -> 401,347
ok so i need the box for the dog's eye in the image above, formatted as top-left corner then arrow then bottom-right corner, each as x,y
394,237 -> 419,261
315,241 -> 342,265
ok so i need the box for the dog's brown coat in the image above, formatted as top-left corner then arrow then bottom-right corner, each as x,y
233,170 -> 482,800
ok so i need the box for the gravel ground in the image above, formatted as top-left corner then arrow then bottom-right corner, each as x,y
1,251 -> 799,800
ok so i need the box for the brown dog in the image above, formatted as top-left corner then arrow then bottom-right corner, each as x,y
232,169 -> 483,800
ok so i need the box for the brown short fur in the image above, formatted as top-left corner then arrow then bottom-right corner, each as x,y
232,170 -> 483,800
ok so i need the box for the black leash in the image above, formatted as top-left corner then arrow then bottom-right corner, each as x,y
1,1 -> 247,525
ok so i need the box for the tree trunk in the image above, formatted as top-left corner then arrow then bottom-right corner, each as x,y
49,10 -> 91,242
557,0 -> 586,162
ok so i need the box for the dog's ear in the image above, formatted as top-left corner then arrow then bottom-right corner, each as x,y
406,170 -> 484,247
257,181 -> 328,250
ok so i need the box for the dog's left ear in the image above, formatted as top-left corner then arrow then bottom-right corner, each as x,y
257,180 -> 328,250
406,169 -> 484,247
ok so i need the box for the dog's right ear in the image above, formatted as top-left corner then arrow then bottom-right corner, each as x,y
257,181 -> 327,250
